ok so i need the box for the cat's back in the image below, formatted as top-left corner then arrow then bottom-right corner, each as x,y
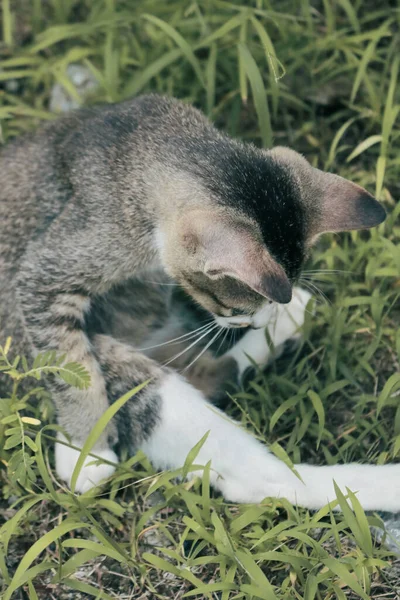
0,94 -> 210,270
0,111 -> 92,269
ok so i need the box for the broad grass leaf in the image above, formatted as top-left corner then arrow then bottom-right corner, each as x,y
337,0 -> 360,32
0,70 -> 35,81
6,562 -> 55,595
345,488 -> 373,556
62,538 -> 127,564
182,516 -> 215,544
381,56 -> 399,156
211,511 -> 235,557
304,573 -> 318,600
346,135 -> 382,162
326,117 -> 358,168
206,43 -> 217,115
351,19 -> 392,102
332,482 -> 371,555
122,48 -> 181,98
142,552 -> 204,588
0,545 -> 10,585
236,549 -> 277,599
377,373 -> 400,415
2,0 -> 13,46
250,16 -> 283,116
230,506 -> 268,534
197,14 -> 244,48
35,426 -> 59,500
0,496 -> 44,553
270,395 -> 300,432
251,520 -> 296,549
201,460 -> 211,520
142,14 -> 205,88
27,581 -> 39,600
240,584 -> 275,600
307,390 -> 325,449
238,43 -> 272,148
53,549 -> 100,581
253,550 -> 311,570
322,557 -> 369,600
238,21 -> 248,103
183,582 -> 235,597
269,441 -> 303,483
182,430 -> 209,478
179,489 -> 204,525
222,564 -> 237,600
62,578 -> 115,599
3,522 -> 84,599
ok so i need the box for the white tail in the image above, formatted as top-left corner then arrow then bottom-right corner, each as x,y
277,462 -> 400,512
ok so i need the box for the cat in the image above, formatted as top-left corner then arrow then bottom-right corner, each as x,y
1,94 -> 397,511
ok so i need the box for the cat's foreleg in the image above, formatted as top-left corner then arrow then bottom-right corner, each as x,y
226,287 -> 312,377
17,245 -> 120,491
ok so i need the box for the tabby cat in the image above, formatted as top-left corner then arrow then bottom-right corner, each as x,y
1,94 -> 397,510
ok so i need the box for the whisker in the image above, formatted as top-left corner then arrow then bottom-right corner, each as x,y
299,280 -> 325,311
163,323 -> 218,367
183,327 -> 223,372
302,269 -> 353,275
300,278 -> 331,306
216,326 -> 230,356
137,322 -> 213,352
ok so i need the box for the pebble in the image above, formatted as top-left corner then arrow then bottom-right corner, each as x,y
49,64 -> 99,113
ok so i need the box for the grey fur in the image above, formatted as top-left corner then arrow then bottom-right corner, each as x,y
0,94 -> 385,453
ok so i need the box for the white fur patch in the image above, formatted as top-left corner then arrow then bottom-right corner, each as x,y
140,372 -> 295,501
55,433 -> 118,493
226,287 -> 312,375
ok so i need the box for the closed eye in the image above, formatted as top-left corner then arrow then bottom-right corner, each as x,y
231,308 -> 248,317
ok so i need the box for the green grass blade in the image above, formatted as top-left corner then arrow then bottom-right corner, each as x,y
1,0 -> 13,46
237,43 -> 272,147
122,48 -> 181,98
70,380 -> 150,492
206,43 -> 217,116
142,14 -> 205,88
3,522 -> 84,599
62,578 -> 115,599
236,549 -> 277,600
307,390 -> 325,449
250,16 -> 283,116
346,135 -> 382,162
350,20 -> 392,102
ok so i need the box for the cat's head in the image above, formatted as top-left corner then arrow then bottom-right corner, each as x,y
158,146 -> 385,329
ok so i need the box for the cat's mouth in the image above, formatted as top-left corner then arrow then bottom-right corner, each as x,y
214,315 -> 252,329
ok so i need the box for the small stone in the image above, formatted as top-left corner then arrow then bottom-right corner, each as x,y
49,64 -> 99,114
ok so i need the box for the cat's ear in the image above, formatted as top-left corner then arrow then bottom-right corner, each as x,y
180,211 -> 292,303
312,171 -> 386,235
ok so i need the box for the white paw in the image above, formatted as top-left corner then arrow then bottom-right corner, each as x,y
55,433 -> 118,493
270,286 -> 312,344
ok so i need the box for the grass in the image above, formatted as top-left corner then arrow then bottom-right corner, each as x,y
0,0 -> 400,598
